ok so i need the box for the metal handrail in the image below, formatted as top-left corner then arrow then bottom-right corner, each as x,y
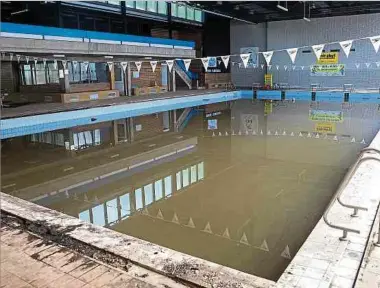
336,148 -> 380,216
323,152 -> 380,240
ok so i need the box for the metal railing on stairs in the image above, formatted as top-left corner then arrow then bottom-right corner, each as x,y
174,62 -> 192,89
323,147 -> 380,240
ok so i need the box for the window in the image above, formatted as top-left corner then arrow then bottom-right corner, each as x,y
135,1 -> 146,10
20,62 -> 60,85
176,171 -> 182,190
190,165 -> 197,183
106,0 -> 120,5
35,63 -> 46,84
92,204 -> 106,226
72,129 -> 101,150
146,1 -> 157,12
198,162 -> 204,180
106,198 -> 118,224
120,193 -> 131,218
79,210 -> 90,223
186,6 -> 194,20
171,2 -> 177,16
177,4 -> 186,18
157,1 -> 167,14
126,0 -> 135,8
194,9 -> 202,22
164,176 -> 172,197
144,183 -> 153,205
182,168 -> 189,187
155,179 -> 163,200
135,188 -> 143,210
47,62 -> 59,83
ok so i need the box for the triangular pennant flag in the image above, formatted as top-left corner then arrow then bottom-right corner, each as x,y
361,139 -> 366,145
16,55 -> 21,63
135,61 -> 142,72
25,56 -> 30,64
172,213 -> 180,224
376,62 -> 380,68
301,66 -> 304,70
74,193 -> 78,200
121,61 -> 128,72
142,207 -> 150,216
240,53 -> 250,68
150,61 -> 157,72
369,36 -> 380,53
365,62 -> 371,68
221,55 -> 230,69
183,59 -> 192,71
276,65 -> 279,70
84,194 -> 89,202
287,48 -> 298,64
83,61 -> 89,72
222,228 -> 231,239
282,131 -> 286,136
212,132 -> 215,137
299,132 -> 303,137
225,131 -> 228,136
203,222 -> 212,233
340,40 -> 353,57
351,137 -> 356,143
218,60 -> 221,65
65,191 -> 69,198
72,60 -> 78,70
246,130 -> 249,135
218,132 -> 222,136
291,132 -> 294,136
259,239 -> 269,252
9,53 -> 13,62
156,209 -> 164,220
166,60 -> 174,72
315,133 -> 320,139
107,61 -> 113,70
312,44 -> 325,60
34,57 -> 38,65
62,60 -> 67,69
268,65 -> 272,70
307,132 -> 312,138
267,130 -> 271,136
292,65 -> 296,70
94,196 -> 99,204
201,58 -> 209,70
186,217 -> 195,228
263,51 -> 273,65
355,63 -> 360,69
43,58 -> 46,67
284,65 -> 288,71
261,64 -> 264,69
281,245 -> 292,259
240,233 -> 249,245
333,135 -> 338,141
53,59 -> 57,69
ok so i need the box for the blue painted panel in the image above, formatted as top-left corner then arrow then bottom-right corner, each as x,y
350,93 -> 380,103
257,90 -> 281,100
285,90 -> 312,101
0,22 -> 195,48
316,91 -> 344,103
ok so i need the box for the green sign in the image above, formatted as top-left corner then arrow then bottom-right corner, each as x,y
310,64 -> 345,76
309,109 -> 343,122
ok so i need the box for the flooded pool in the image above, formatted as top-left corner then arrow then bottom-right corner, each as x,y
2,99 -> 380,280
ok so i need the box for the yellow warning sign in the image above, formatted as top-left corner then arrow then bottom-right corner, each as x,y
264,74 -> 273,87
315,122 -> 336,134
264,101 -> 273,115
317,52 -> 339,64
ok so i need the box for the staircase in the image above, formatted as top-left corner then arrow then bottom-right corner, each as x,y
174,60 -> 198,90
175,107 -> 203,133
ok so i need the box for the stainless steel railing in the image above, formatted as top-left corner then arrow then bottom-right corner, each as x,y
323,147 -> 380,240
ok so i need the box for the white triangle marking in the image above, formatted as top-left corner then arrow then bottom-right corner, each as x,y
186,217 -> 195,228
172,213 -> 180,224
351,137 -> 356,143
222,228 -> 231,239
259,239 -> 269,252
157,209 -> 164,220
281,245 -> 292,259
240,233 -> 250,245
361,139 -> 366,145
203,222 -> 213,234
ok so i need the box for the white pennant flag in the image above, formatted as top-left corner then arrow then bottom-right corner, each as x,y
53,59 -> 57,69
369,36 -> 380,53
312,44 -> 325,60
135,61 -> 142,72
263,51 -> 273,65
201,57 -> 209,70
238,63 -> 242,68
9,53 -> 13,62
107,61 -> 113,70
292,65 -> 296,70
355,63 -> 360,69
309,65 -> 314,71
183,59 -> 192,71
301,66 -> 304,70
376,62 -> 380,68
284,65 -> 288,71
62,60 -> 67,69
34,57 -> 38,65
16,55 -> 21,63
287,48 -> 298,64
72,60 -> 78,70
166,60 -> 174,72
276,65 -> 279,70
43,58 -> 46,67
150,61 -> 158,72
340,40 -> 353,57
221,55 -> 230,69
218,60 -> 221,65
121,61 -> 128,72
240,53 -> 250,68
365,62 -> 371,68
268,65 -> 272,70
83,61 -> 89,72
261,64 -> 264,69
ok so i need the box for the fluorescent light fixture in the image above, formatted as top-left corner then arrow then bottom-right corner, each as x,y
11,9 -> 29,15
277,4 -> 288,12
144,57 -> 152,59
303,17 -> 311,22
53,54 -> 65,57
104,55 -> 114,59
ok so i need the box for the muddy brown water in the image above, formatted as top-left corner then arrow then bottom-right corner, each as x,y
2,100 -> 380,281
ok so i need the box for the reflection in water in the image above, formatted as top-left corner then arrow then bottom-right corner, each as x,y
2,100 -> 380,281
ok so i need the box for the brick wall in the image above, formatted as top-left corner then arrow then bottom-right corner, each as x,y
205,73 -> 231,84
19,84 -> 62,93
70,82 -> 110,93
133,113 -> 164,141
1,61 -> 17,93
131,62 -> 162,88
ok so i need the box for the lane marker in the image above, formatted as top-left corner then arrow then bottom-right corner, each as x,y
63,166 -> 74,172
2,183 -> 16,189
110,154 -> 120,158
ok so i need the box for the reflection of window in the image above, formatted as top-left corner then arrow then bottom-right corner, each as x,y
155,179 -> 163,200
92,204 -> 105,226
186,6 -> 194,20
182,168 -> 189,187
106,198 -> 118,224
144,183 -> 153,205
177,4 -> 186,18
20,62 -> 59,85
190,165 -> 197,183
171,2 -> 177,16
194,9 -> 202,22
120,193 -> 130,218
22,64 -> 33,85
164,176 -> 172,197
135,1 -> 146,10
157,1 -> 167,14
126,0 -> 135,8
35,63 -> 46,84
135,188 -> 143,210
72,129 -> 101,150
79,210 -> 90,222
146,1 -> 157,12
176,172 -> 182,190
198,162 -> 204,180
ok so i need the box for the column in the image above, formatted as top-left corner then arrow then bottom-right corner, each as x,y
58,61 -> 70,93
173,110 -> 178,132
109,62 -> 115,90
127,64 -> 132,96
127,118 -> 135,142
172,70 -> 176,92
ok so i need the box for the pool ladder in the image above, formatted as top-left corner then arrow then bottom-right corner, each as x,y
323,147 -> 380,240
